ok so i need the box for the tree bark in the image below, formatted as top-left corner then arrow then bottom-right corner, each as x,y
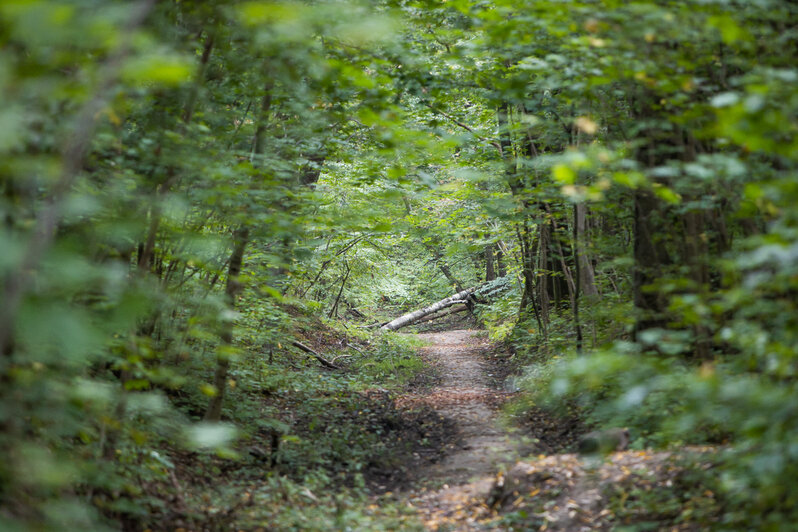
414,304 -> 470,325
485,244 -> 496,281
381,286 -> 480,331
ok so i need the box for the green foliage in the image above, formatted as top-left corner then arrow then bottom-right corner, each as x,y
0,0 -> 440,527
348,333 -> 428,389
478,290 -> 521,342
2,0 -> 798,528
442,0 -> 798,528
524,344 -> 798,528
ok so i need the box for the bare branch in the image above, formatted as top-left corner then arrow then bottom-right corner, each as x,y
291,341 -> 341,370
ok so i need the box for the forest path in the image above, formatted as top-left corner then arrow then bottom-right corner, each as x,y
396,331 -> 708,532
401,329 -> 519,530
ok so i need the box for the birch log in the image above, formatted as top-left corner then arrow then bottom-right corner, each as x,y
381,286 -> 478,331
414,304 -> 470,325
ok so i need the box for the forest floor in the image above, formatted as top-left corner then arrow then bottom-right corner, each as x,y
136,320 -> 718,531
395,329 -> 717,531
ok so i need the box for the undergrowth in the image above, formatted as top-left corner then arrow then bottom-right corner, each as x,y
83,304 -> 444,531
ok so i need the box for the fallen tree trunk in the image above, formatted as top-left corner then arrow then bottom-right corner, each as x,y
414,304 -> 470,325
381,286 -> 479,331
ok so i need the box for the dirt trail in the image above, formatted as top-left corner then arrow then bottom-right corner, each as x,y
404,329 -> 519,530
396,329 -> 711,532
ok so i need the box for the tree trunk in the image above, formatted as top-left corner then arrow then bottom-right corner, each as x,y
204,226 -> 249,421
496,247 -> 507,277
381,286 -> 480,331
574,203 -> 598,297
205,81 -> 272,421
424,242 -> 464,292
485,244 -> 496,282
251,83 -> 273,162
551,220 -> 576,310
182,31 -> 214,124
682,208 -> 711,359
517,221 -> 545,335
414,304 -> 470,325
328,260 -> 350,318
633,189 -> 672,336
537,219 -> 552,324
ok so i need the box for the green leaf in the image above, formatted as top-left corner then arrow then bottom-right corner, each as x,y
185,423 -> 238,450
122,53 -> 192,87
552,164 -> 576,185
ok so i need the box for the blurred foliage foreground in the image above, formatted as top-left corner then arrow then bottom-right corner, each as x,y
2,0 -> 798,530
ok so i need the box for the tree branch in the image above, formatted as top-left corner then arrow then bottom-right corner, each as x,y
421,101 -> 503,153
291,341 -> 340,370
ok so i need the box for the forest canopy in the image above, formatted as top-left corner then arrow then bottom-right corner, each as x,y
1,0 -> 797,530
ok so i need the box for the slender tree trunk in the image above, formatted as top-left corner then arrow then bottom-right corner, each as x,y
682,208 -> 711,359
572,206 -> 584,352
550,219 -> 576,309
299,236 -> 364,298
251,83 -> 273,162
204,226 -> 249,421
142,27 -> 214,269
424,242 -> 464,292
631,93 -> 681,340
136,31 -> 213,331
205,83 -> 272,420
537,220 -> 552,325
683,210 -> 709,287
498,101 -> 533,303
496,247 -> 507,277
517,221 -> 545,336
633,189 -> 672,337
497,102 -> 517,187
138,205 -> 160,273
485,244 -> 496,281
438,260 -> 464,292
328,260 -> 350,318
574,203 -> 598,297
182,31 -> 214,124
